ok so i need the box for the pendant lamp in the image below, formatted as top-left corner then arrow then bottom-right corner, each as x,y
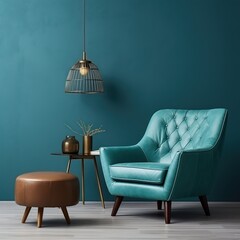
65,0 -> 104,94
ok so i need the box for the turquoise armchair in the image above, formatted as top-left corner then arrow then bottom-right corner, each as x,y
100,109 -> 227,223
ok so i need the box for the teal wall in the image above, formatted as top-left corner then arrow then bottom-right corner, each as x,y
0,0 -> 239,201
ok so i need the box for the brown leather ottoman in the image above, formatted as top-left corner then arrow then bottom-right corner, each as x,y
15,172 -> 79,227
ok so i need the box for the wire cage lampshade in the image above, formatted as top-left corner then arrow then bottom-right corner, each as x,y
65,0 -> 104,94
65,60 -> 104,94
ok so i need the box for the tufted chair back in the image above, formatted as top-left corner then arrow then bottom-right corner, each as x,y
138,109 -> 227,165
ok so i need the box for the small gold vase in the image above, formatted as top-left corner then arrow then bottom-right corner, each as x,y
62,136 -> 79,154
83,135 -> 92,155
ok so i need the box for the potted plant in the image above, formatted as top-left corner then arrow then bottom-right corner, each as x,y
65,120 -> 105,155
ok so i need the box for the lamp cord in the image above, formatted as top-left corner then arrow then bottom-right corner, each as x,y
83,0 -> 86,53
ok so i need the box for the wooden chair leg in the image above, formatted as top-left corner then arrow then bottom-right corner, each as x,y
164,201 -> 172,224
111,196 -> 124,216
37,207 -> 44,228
21,207 -> 31,223
61,207 -> 71,224
199,195 -> 210,216
157,200 -> 162,210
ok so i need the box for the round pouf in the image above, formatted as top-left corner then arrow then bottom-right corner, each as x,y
15,172 -> 79,228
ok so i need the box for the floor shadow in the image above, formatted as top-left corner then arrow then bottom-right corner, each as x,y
23,217 -> 117,228
19,203 -> 240,227
114,205 -> 240,224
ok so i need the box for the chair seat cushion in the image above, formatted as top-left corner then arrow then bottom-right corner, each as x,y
110,162 -> 169,185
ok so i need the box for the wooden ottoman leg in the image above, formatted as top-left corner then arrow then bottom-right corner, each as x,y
61,207 -> 71,224
22,207 -> 31,223
37,207 -> 44,228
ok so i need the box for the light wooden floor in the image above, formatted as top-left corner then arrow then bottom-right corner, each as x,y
0,201 -> 239,239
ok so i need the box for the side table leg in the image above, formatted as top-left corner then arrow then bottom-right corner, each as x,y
66,158 -> 72,173
81,159 -> 85,205
93,157 -> 105,208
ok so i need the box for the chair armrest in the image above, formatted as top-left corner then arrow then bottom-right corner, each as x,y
99,145 -> 147,193
100,145 -> 147,166
165,148 -> 216,200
